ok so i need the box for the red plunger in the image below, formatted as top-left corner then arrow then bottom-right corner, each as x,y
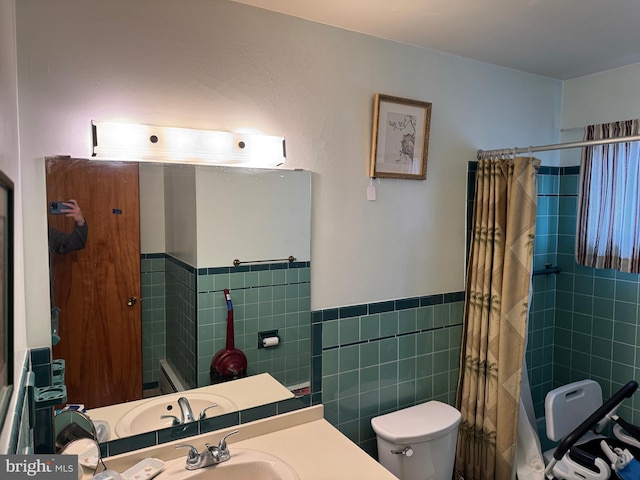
210,289 -> 248,383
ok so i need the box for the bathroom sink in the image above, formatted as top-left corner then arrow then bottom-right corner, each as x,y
172,449 -> 299,480
114,393 -> 238,437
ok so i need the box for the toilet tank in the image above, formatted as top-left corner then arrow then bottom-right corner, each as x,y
371,401 -> 461,480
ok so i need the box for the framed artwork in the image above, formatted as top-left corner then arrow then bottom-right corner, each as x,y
370,94 -> 432,180
0,170 -> 13,436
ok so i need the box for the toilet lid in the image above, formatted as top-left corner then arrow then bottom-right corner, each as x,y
371,401 -> 461,444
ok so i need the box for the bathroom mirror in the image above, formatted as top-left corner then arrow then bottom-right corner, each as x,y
45,158 -> 312,428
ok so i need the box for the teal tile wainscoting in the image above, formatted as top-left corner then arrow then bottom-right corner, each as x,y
313,293 -> 465,456
141,254 -> 167,387
165,256 -> 198,388
5,348 -> 57,455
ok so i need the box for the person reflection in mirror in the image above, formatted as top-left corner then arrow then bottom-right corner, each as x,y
48,199 -> 87,346
48,199 -> 88,253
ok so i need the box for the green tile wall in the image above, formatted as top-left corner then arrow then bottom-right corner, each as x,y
165,257 -> 198,389
195,263 -> 311,388
528,165 -> 640,426
141,254 -> 166,386
552,168 -> 640,424
315,293 -> 464,457
528,167 -> 559,416
140,255 -> 311,391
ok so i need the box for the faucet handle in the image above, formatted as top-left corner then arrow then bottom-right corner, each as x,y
199,403 -> 219,420
161,414 -> 181,426
175,444 -> 199,461
218,429 -> 240,452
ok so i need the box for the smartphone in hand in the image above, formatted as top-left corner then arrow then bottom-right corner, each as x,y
48,201 -> 69,215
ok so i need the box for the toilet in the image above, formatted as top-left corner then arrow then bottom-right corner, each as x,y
371,401 -> 461,480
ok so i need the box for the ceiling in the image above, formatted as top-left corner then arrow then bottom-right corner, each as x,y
230,0 -> 640,80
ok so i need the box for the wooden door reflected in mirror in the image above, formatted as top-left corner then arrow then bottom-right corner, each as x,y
47,157 -> 142,408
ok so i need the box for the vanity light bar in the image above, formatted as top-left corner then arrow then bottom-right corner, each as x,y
91,121 -> 286,167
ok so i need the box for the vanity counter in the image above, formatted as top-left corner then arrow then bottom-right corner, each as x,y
227,416 -> 398,480
97,405 -> 397,480
87,373 -> 293,439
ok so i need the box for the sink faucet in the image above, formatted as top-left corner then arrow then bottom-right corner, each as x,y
176,430 -> 239,470
160,399 -> 219,426
178,396 -> 196,424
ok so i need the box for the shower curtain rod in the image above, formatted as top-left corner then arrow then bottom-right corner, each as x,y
476,134 -> 640,160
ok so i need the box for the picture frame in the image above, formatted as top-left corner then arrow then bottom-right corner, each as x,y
370,93 -> 432,180
0,170 -> 13,436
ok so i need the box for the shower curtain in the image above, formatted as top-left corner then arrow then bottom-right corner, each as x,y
455,156 -> 540,480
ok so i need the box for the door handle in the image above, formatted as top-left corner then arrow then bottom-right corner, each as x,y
127,296 -> 138,306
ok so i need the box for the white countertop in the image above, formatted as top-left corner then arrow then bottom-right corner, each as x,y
229,418 -> 397,480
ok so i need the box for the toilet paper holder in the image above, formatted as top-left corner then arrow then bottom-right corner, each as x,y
257,330 -> 280,349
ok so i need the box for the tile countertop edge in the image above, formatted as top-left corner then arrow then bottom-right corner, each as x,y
96,405 -> 398,480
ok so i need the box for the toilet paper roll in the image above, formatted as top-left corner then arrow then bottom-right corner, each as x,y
262,336 -> 279,348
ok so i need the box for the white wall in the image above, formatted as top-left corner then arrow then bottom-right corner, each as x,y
560,64 -> 640,167
15,0 -> 562,347
164,165 -> 198,266
139,164 -> 166,254
0,0 -> 28,452
196,167 -> 311,267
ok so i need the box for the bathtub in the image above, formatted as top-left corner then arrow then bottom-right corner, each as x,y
158,359 -> 188,394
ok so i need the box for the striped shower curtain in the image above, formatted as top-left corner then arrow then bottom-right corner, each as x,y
455,156 -> 540,480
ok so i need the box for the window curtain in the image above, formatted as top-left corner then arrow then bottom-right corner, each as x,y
576,119 -> 640,272
455,156 -> 540,480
